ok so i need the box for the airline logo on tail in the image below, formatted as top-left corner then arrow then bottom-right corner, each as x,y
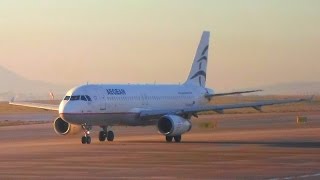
185,31 -> 210,87
189,45 -> 209,86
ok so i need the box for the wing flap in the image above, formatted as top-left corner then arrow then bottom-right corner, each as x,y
139,96 -> 312,119
188,97 -> 309,113
206,89 -> 262,98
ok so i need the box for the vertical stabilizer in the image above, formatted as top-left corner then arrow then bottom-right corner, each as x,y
184,31 -> 210,87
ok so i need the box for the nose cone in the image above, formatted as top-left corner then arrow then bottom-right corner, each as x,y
59,100 -> 67,114
59,101 -> 78,114
59,101 -> 76,123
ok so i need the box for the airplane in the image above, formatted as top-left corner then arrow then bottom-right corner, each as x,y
9,31 -> 311,144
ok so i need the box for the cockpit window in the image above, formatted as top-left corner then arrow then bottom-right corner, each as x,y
81,95 -> 87,101
70,95 -> 80,101
67,95 -> 91,101
85,95 -> 92,101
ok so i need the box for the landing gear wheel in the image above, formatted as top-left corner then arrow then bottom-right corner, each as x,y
107,131 -> 114,141
81,136 -> 91,144
81,136 -> 87,144
99,131 -> 106,142
166,136 -> 173,142
174,135 -> 181,143
86,136 -> 91,144
81,124 -> 92,144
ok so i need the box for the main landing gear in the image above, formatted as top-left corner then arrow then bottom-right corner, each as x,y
165,135 -> 182,143
99,126 -> 115,142
81,125 -> 92,144
80,125 -> 114,144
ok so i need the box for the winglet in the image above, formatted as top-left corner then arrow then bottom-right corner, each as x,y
10,97 -> 15,103
306,95 -> 315,102
252,106 -> 262,112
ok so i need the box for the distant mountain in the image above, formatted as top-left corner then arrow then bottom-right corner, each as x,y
0,66 -> 69,101
1,65 -> 318,101
257,82 -> 320,95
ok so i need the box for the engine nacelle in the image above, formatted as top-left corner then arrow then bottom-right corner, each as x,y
53,117 -> 82,136
157,115 -> 192,136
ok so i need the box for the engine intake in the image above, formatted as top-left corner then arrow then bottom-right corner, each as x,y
53,117 -> 82,136
157,115 -> 192,136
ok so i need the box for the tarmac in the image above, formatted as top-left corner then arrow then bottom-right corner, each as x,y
0,112 -> 320,179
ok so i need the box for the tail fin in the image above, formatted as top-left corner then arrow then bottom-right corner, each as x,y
184,31 -> 210,87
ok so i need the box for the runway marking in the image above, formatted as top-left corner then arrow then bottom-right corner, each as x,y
269,172 -> 320,180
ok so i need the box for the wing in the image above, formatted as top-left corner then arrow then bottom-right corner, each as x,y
139,96 -> 313,119
9,101 -> 59,111
205,89 -> 262,98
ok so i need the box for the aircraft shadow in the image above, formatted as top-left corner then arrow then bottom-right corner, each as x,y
118,140 -> 320,148
204,141 -> 320,148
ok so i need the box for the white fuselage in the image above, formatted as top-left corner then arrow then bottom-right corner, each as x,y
59,84 -> 213,126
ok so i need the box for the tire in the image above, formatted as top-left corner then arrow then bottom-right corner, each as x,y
86,136 -> 91,144
99,131 -> 106,142
81,136 -> 87,144
166,136 -> 173,142
174,135 -> 181,143
107,131 -> 114,141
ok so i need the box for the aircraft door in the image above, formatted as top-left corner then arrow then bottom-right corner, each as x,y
105,96 -> 113,111
100,95 -> 106,111
141,93 -> 149,106
96,88 -> 106,111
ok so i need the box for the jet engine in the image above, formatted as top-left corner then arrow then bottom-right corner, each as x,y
53,117 -> 82,135
157,115 -> 192,136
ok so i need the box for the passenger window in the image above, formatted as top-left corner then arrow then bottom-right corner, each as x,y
85,95 -> 92,101
81,95 -> 87,101
64,96 -> 70,100
70,96 -> 80,101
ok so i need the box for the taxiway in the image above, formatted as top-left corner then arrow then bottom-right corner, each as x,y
0,112 -> 319,179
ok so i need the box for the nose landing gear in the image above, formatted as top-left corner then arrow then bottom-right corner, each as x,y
81,136 -> 91,144
99,126 -> 115,142
81,125 -> 92,144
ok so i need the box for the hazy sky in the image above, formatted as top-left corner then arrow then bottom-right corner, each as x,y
0,0 -> 319,91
